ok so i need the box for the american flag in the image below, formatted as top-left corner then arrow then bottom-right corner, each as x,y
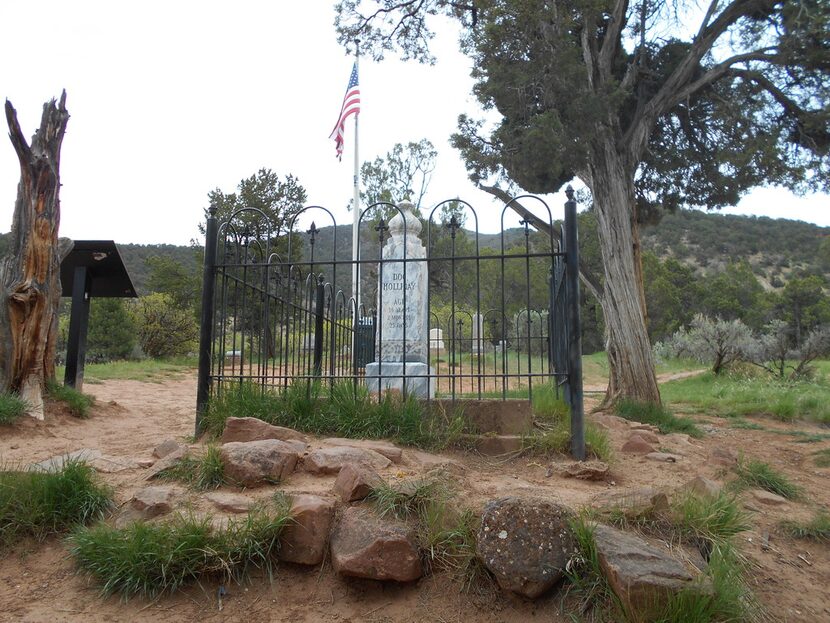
329,62 -> 360,160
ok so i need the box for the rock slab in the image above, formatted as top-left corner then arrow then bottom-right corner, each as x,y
204,491 -> 254,513
153,439 -> 184,459
221,417 -> 308,444
330,507 -> 422,581
476,497 -> 575,599
621,434 -> 656,454
279,494 -> 335,565
220,439 -> 299,486
304,446 -> 391,474
321,438 -> 402,463
333,463 -> 384,502
593,524 -> 697,616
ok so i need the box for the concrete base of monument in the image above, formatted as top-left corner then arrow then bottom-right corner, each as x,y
365,362 -> 435,399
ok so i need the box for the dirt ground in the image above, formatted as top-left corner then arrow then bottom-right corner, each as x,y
0,374 -> 828,623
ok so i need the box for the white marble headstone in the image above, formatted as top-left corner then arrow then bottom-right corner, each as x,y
366,201 -> 434,398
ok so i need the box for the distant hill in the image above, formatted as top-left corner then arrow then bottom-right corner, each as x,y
0,209 -> 826,294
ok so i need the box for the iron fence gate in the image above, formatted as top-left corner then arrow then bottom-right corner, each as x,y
196,190 -> 584,456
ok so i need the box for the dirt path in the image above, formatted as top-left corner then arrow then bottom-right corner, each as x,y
0,374 -> 828,622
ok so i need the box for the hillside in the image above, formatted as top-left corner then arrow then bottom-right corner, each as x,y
0,209 -> 826,294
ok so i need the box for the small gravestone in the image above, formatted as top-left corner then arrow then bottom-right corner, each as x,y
471,313 -> 484,354
365,201 -> 434,398
429,327 -> 445,353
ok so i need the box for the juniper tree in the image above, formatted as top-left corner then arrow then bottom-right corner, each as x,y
335,0 -> 830,405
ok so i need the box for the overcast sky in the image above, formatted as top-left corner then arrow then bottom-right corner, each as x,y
1,1 -> 827,247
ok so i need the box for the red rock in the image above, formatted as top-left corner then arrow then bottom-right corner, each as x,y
321,438 -> 402,463
621,434 -> 656,454
221,417 -> 308,444
220,439 -> 298,486
304,446 -> 391,475
563,461 -> 610,480
631,429 -> 660,444
751,489 -> 788,506
129,485 -> 180,519
593,524 -> 701,617
333,463 -> 384,502
710,446 -> 738,467
279,494 -> 336,565
683,476 -> 721,499
330,507 -> 421,581
145,447 -> 187,480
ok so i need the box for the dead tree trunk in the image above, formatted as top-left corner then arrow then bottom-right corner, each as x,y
1,93 -> 69,419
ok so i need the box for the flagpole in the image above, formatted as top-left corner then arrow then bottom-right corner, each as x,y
351,44 -> 361,309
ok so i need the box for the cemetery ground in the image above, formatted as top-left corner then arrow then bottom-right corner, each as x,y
0,359 -> 829,622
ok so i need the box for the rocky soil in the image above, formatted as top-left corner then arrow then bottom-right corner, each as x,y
0,374 -> 828,622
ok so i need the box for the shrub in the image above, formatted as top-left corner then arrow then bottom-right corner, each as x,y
45,379 -> 95,418
667,315 -> 754,375
0,461 -> 112,551
131,293 -> 199,358
0,392 -> 27,425
69,497 -> 292,598
87,298 -> 136,361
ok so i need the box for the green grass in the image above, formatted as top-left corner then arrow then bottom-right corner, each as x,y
733,457 -> 800,499
203,381 -> 464,450
56,357 -> 196,383
671,491 -> 751,545
0,461 -> 112,551
615,399 -> 703,438
45,379 -> 95,418
661,369 -> 830,424
0,392 -> 27,425
563,516 -> 622,620
155,445 -> 225,490
527,386 -> 612,461
813,448 -> 830,467
782,511 -> 830,542
69,497 -> 292,598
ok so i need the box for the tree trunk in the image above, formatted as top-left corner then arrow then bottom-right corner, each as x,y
1,93 -> 69,419
588,139 -> 661,406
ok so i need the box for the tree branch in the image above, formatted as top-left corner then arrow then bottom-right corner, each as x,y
598,0 -> 630,82
669,49 -> 779,104
477,183 -> 605,300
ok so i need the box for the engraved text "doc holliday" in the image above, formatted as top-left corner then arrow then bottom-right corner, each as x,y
382,273 -> 417,292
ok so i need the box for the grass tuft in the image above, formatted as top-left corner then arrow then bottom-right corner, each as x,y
733,457 -> 800,499
671,491 -> 751,545
69,496 -> 292,598
46,379 -> 95,418
0,392 -> 28,425
782,511 -> 830,542
563,515 -> 621,620
531,384 -> 570,423
616,399 -> 703,438
0,460 -> 112,551
156,445 -> 225,490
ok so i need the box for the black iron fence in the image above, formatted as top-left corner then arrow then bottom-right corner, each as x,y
196,190 -> 584,456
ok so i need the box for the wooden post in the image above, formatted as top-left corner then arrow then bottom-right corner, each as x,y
1,93 -> 69,419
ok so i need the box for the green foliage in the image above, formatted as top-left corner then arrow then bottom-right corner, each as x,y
370,477 -> 448,521
57,358 -> 196,383
531,384 -> 569,422
563,516 -> 621,620
69,497 -> 292,598
661,370 -> 830,424
0,461 -> 112,551
0,392 -> 27,425
131,293 -> 199,358
615,399 -> 703,438
782,511 -> 830,542
145,255 -> 201,312
355,139 -> 437,213
87,298 -> 136,361
45,379 -> 95,418
733,457 -> 801,499
156,446 -> 225,490
203,381 -> 464,450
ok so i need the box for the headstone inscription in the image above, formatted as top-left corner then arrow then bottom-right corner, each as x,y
365,201 -> 434,398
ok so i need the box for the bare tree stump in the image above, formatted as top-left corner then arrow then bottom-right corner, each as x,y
1,92 -> 69,419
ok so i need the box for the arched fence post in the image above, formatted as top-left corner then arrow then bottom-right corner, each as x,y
564,186 -> 585,460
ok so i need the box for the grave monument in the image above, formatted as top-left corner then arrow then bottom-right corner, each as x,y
366,201 -> 434,398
